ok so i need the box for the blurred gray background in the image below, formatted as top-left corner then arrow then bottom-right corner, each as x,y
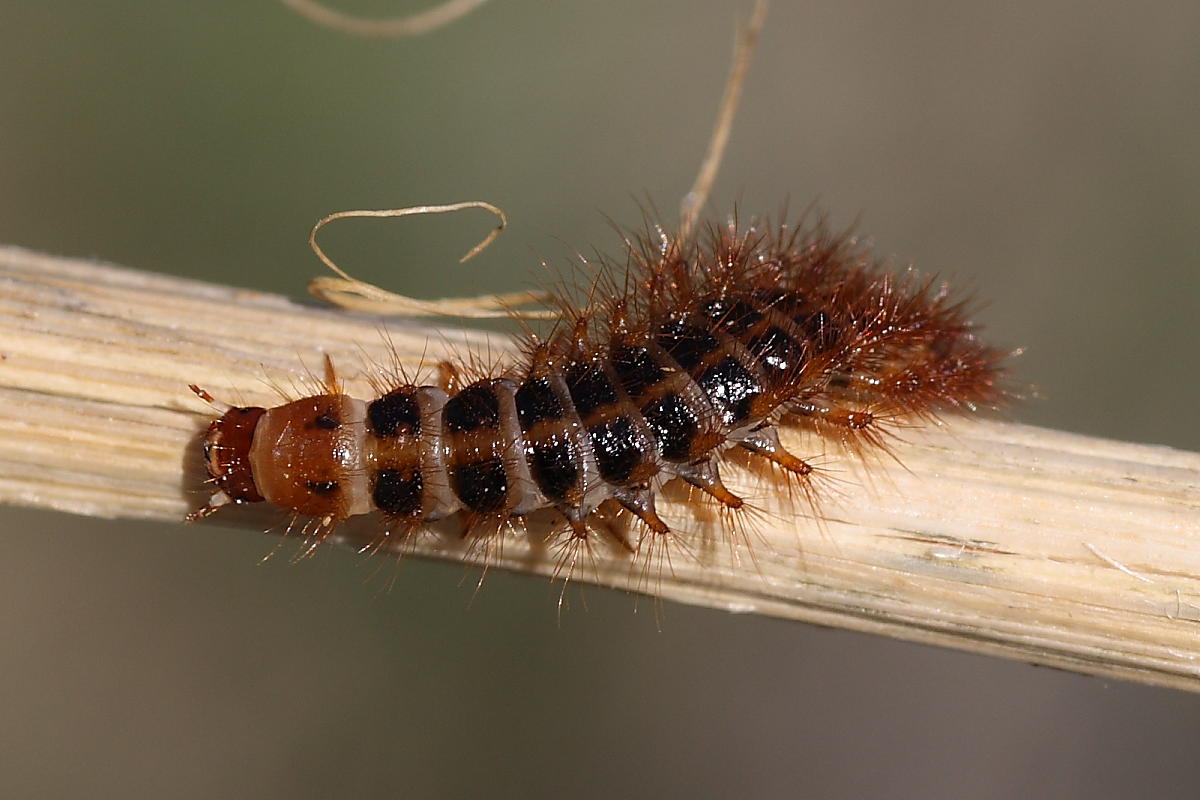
1,1 -> 1198,797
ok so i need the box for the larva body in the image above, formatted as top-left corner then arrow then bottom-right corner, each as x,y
191,220 -> 1005,543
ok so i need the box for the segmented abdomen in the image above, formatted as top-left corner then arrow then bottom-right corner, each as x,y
194,221 -> 1005,538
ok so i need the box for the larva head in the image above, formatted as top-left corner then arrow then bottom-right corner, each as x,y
201,406 -> 267,506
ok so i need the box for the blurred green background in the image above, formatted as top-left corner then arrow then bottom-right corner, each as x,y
1,1 -> 1198,797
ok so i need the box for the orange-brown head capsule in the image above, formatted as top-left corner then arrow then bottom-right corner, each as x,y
201,406 -> 267,505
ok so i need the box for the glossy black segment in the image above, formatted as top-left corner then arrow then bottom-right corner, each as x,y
313,413 -> 339,430
699,299 -> 727,319
444,384 -> 500,433
565,363 -> 619,416
451,457 -> 508,512
526,437 -> 579,500
305,480 -> 339,495
748,326 -> 806,373
586,416 -> 645,484
702,298 -> 762,334
641,393 -> 700,462
514,378 -> 563,431
699,357 -> 762,425
655,318 -> 719,370
612,344 -> 665,399
367,391 -> 421,438
373,468 -> 423,516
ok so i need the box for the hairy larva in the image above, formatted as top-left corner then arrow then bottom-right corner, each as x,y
185,0 -> 1005,563
7,3 -> 1199,796
186,216 -> 1007,564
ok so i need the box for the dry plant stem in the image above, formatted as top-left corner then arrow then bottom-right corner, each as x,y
2,245 -> 1198,692
279,0 -> 490,37
305,201 -> 555,318
678,0 -> 769,242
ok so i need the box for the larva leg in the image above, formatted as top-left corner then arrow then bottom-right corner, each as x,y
738,426 -> 814,476
788,398 -> 892,456
674,460 -> 744,509
184,385 -> 236,523
184,493 -> 230,523
736,427 -> 824,518
794,401 -> 875,432
585,503 -> 637,553
188,384 -> 232,413
321,353 -> 340,394
436,360 -> 464,393
612,486 -> 670,535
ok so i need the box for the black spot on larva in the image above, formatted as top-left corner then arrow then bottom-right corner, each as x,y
656,318 -> 719,370
313,413 -> 339,430
444,385 -> 500,433
526,437 -> 578,501
451,457 -> 508,512
367,391 -> 420,438
587,416 -> 645,484
514,378 -> 563,430
748,326 -> 806,374
566,363 -> 619,417
641,393 -> 700,462
698,356 -> 762,425
612,344 -> 666,399
306,480 -> 339,495
373,468 -> 423,516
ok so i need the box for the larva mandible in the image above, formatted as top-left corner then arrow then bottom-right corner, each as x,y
186,217 -> 1007,557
